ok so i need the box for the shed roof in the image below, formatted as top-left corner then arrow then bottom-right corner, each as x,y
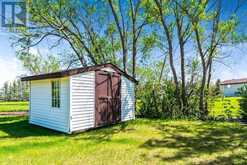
220,78 -> 247,85
21,63 -> 138,83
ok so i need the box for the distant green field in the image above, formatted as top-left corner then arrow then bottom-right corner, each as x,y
209,97 -> 242,119
0,98 -> 243,118
0,101 -> 29,112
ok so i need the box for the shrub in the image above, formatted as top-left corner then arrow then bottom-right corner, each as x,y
136,80 -> 180,119
136,79 -> 201,119
237,85 -> 247,119
208,97 -> 241,120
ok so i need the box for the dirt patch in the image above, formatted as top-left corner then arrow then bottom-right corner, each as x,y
0,111 -> 28,116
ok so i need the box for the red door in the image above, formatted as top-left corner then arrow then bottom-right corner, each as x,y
95,70 -> 121,127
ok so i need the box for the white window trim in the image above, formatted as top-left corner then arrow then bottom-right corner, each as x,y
51,80 -> 61,109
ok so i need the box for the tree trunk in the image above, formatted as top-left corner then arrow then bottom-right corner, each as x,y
174,5 -> 187,115
200,66 -> 208,119
131,15 -> 136,77
179,40 -> 187,115
207,59 -> 212,89
108,0 -> 128,73
194,27 -> 208,119
176,19 -> 187,114
132,38 -> 137,77
168,43 -> 179,99
129,0 -> 137,78
123,47 -> 128,73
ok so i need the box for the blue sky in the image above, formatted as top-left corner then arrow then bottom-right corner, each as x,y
0,33 -> 26,86
0,0 -> 246,87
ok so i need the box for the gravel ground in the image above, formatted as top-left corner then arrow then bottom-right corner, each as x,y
0,111 -> 28,116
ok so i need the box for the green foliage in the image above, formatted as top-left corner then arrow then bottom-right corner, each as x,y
237,85 -> 247,119
208,97 -> 242,120
135,62 -> 200,119
140,32 -> 158,59
17,52 -> 60,74
0,80 -> 29,101
212,79 -> 221,96
136,81 -> 179,118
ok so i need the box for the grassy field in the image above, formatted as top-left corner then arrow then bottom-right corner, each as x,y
0,101 -> 28,112
0,116 -> 247,164
209,97 -> 242,119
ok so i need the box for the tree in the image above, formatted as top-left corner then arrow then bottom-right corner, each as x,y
107,0 -> 154,75
177,0 -> 240,118
152,0 -> 193,114
12,80 -> 18,101
14,0 -> 120,68
153,0 -> 180,112
3,82 -> 9,101
17,51 -> 60,74
172,2 -> 192,115
107,0 -> 129,72
14,0 -> 155,76
0,79 -> 29,101
129,0 -> 153,78
214,79 -> 221,96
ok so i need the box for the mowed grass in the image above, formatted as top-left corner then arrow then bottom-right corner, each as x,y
1,117 -> 247,164
0,101 -> 28,112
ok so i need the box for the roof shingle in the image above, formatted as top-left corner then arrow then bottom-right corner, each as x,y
21,63 -> 138,83
220,78 -> 247,85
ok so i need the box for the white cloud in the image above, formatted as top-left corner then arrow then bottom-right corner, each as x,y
29,47 -> 39,55
213,62 -> 247,82
0,57 -> 26,87
212,43 -> 247,81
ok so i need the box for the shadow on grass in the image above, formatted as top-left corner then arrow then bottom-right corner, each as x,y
140,121 -> 247,164
0,116 -> 25,123
0,116 -> 134,140
72,121 -> 134,143
0,116 -> 62,138
140,122 -> 247,164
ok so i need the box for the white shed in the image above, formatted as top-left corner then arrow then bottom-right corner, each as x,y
21,63 -> 137,133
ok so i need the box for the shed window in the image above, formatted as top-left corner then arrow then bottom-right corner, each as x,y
51,80 -> 60,108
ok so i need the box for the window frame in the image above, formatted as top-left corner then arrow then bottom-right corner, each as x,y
51,80 -> 61,108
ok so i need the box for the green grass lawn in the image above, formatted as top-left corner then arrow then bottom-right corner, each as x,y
0,101 -> 28,112
0,116 -> 247,164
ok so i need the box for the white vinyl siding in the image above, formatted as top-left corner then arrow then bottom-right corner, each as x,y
70,71 -> 95,132
121,76 -> 135,121
222,83 -> 246,97
29,78 -> 70,133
